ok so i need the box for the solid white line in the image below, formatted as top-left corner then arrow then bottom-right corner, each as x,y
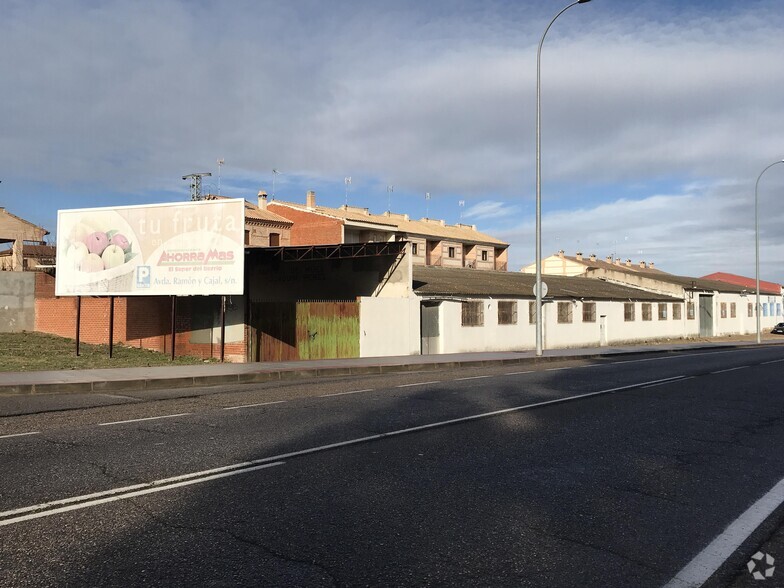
0,462 -> 284,528
504,371 -> 533,376
761,358 -> 784,365
222,401 -> 286,410
396,381 -> 440,388
0,374 -> 697,528
97,413 -> 191,426
455,375 -> 492,381
0,431 -> 41,440
663,474 -> 784,588
318,389 -> 373,398
709,366 -> 749,375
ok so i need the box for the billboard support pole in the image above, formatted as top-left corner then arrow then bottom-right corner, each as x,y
108,296 -> 115,358
170,296 -> 177,361
220,295 -> 226,363
75,296 -> 81,357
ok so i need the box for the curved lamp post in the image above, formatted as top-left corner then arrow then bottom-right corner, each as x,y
535,0 -> 592,356
755,159 -> 784,343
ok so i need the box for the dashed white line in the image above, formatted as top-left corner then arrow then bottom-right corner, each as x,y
761,358 -> 784,365
504,371 -> 533,376
0,431 -> 40,440
663,474 -> 784,588
455,375 -> 492,381
318,389 -> 373,398
97,413 -> 192,426
709,366 -> 749,375
396,381 -> 440,388
222,401 -> 286,410
546,367 -> 572,372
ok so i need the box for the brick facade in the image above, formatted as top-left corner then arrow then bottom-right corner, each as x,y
266,204 -> 343,245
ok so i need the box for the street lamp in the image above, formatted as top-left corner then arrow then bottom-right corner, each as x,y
535,0 -> 592,356
754,159 -> 784,344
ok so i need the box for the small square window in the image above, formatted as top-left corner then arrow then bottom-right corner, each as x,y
557,302 -> 573,324
582,302 -> 596,323
461,301 -> 483,326
498,301 -> 517,325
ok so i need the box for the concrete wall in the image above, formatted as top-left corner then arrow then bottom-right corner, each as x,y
359,297 -> 420,357
0,272 -> 36,332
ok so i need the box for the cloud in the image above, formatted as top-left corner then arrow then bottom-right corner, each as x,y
463,200 -> 519,221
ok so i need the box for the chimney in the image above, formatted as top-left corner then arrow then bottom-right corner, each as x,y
558,249 -> 565,258
575,252 -> 583,261
615,258 -> 623,266
257,190 -> 268,210
625,259 -> 632,267
649,262 -> 655,269
639,260 -> 646,269
606,255 -> 613,264
590,254 -> 597,262
306,190 -> 316,209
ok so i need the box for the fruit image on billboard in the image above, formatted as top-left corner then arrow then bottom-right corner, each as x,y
55,199 -> 245,296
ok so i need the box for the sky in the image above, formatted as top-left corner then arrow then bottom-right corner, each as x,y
1,0 -> 783,280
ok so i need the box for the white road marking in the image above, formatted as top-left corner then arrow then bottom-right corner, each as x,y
504,371 -> 533,376
0,431 -> 40,440
0,462 -> 284,528
97,413 -> 192,426
1,374 -> 686,527
640,376 -> 686,389
99,393 -> 140,401
663,474 -> 784,588
455,375 -> 492,381
222,401 -> 286,410
546,367 -> 571,372
396,381 -> 440,388
761,358 -> 784,365
710,366 -> 749,375
318,389 -> 373,398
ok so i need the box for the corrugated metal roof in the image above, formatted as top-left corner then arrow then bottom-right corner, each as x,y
413,266 -> 681,301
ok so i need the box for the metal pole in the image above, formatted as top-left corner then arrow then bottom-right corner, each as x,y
220,295 -> 226,363
75,296 -> 81,356
108,296 -> 115,358
170,295 -> 177,361
535,0 -> 591,357
755,160 -> 784,344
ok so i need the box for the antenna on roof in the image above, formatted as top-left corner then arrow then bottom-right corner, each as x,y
182,172 -> 212,201
272,169 -> 280,200
387,185 -> 394,212
344,177 -> 352,205
217,158 -> 224,195
425,192 -> 431,218
459,200 -> 465,221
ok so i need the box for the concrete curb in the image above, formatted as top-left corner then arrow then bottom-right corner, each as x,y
3,341 -> 782,397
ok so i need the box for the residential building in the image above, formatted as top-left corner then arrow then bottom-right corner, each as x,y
0,208 -> 54,271
268,191 -> 509,271
204,193 -> 293,247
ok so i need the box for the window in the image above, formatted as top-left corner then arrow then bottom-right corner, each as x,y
481,250 -> 488,262
642,303 -> 652,321
244,229 -> 250,245
687,302 -> 695,320
720,303 -> 727,319
528,301 -> 536,325
730,303 -> 736,318
748,303 -> 754,317
673,303 -> 682,320
448,246 -> 456,258
624,303 -> 635,322
269,232 -> 280,247
462,301 -> 483,326
763,303 -> 769,317
557,302 -> 573,324
658,303 -> 667,320
582,302 -> 596,323
498,301 -> 517,325
778,303 -> 782,317
412,242 -> 418,256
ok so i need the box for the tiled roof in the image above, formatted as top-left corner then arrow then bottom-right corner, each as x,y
413,266 -> 680,301
560,254 -> 668,275
701,272 -> 781,296
269,200 -> 508,246
0,244 -> 56,257
203,196 -> 293,225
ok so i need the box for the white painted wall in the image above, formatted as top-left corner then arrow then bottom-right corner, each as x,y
359,296 -> 420,357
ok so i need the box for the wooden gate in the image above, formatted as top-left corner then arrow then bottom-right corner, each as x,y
251,300 -> 359,361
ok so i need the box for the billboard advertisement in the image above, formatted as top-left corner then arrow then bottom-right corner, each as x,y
55,199 -> 245,296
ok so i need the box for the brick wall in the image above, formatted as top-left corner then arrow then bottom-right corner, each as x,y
267,205 -> 343,245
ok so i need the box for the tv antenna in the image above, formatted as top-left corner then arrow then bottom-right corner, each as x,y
425,192 -> 431,218
459,200 -> 465,221
182,172 -> 212,201
344,177 -> 352,205
272,169 -> 280,200
217,158 -> 224,195
387,185 -> 394,212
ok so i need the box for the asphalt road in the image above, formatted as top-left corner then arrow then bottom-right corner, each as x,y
2,347 -> 784,587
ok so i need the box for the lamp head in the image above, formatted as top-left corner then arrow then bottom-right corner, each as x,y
578,0 -> 592,3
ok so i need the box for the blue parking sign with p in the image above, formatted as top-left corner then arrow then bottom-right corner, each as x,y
136,266 -> 151,288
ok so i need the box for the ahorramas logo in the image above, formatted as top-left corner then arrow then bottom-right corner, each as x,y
157,249 -> 234,265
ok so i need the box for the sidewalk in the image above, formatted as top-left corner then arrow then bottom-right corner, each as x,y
3,339 -> 783,397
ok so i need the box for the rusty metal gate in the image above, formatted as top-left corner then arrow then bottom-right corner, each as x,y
250,300 -> 359,362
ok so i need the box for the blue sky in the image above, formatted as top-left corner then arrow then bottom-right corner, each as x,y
1,0 -> 783,279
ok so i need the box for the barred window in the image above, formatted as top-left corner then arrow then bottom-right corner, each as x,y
658,303 -> 667,320
481,250 -> 488,262
528,301 -> 536,325
557,302 -> 573,324
730,302 -> 736,318
642,303 -> 652,321
748,302 -> 754,317
498,301 -> 517,325
687,302 -> 695,320
582,302 -> 596,322
673,303 -> 682,320
412,242 -> 418,256
448,246 -> 456,258
624,303 -> 635,322
461,301 -> 483,327
720,302 -> 727,319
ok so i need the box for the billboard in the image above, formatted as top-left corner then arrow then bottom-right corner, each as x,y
55,199 -> 245,296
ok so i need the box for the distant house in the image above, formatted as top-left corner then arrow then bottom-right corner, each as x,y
204,193 -> 293,247
267,190 -> 509,271
0,208 -> 54,271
